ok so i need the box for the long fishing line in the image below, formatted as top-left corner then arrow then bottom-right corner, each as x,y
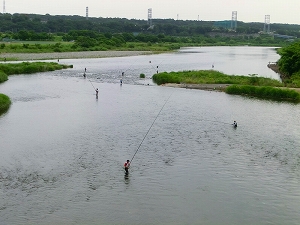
130,92 -> 173,163
88,79 -> 96,91
198,118 -> 232,125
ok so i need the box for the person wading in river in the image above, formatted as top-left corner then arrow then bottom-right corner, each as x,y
124,160 -> 130,173
233,121 -> 237,128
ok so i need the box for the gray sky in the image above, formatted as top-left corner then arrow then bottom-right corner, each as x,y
4,0 -> 300,24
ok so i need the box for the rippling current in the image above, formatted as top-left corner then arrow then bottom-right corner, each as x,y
0,47 -> 300,225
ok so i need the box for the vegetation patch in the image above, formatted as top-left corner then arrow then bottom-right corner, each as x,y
152,70 -> 300,102
0,93 -> 11,115
0,71 -> 8,83
276,40 -> 300,86
0,62 -> 72,75
225,85 -> 300,102
152,70 -> 283,87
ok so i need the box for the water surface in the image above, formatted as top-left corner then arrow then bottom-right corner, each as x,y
0,47 -> 299,225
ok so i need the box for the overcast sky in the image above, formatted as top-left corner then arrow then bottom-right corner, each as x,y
4,0 -> 300,24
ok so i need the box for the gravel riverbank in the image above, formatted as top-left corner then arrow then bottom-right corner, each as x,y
1,51 -> 152,61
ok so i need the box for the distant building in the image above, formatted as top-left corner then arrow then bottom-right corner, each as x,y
273,34 -> 296,40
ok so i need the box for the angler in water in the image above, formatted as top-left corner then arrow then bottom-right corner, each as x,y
233,121 -> 237,128
124,160 -> 130,174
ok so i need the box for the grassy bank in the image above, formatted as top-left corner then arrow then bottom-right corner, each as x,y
0,71 -> 8,83
0,93 -> 11,114
0,62 -> 73,115
152,70 -> 300,102
152,70 -> 283,86
0,41 -> 177,55
0,62 -> 72,75
225,85 -> 300,102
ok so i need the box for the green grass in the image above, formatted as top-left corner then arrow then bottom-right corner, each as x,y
152,70 -> 283,87
152,70 -> 300,102
0,93 -> 11,114
225,85 -> 300,102
0,41 -> 180,56
0,62 -> 72,75
0,71 -> 8,83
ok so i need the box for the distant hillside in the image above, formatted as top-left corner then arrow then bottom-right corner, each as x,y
0,13 -> 299,38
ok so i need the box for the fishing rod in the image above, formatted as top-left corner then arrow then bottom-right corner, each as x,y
89,79 -> 96,91
149,59 -> 165,73
199,118 -> 232,125
130,92 -> 173,163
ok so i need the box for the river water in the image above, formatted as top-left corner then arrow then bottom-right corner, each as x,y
0,46 -> 300,225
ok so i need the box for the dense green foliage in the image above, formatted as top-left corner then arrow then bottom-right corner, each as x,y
0,70 -> 8,83
276,40 -> 300,86
0,33 -> 289,54
277,40 -> 300,76
225,85 -> 300,102
0,62 -> 72,75
152,70 -> 283,86
0,13 -> 298,54
0,93 -> 11,114
0,13 -> 300,37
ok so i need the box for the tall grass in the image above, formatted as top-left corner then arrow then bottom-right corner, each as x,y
0,93 -> 11,114
0,62 -> 72,75
0,71 -> 8,83
225,85 -> 300,102
152,70 -> 283,87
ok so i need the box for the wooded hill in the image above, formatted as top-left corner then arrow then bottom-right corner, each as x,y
0,13 -> 299,38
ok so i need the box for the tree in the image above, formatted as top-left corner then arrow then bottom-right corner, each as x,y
277,40 -> 300,77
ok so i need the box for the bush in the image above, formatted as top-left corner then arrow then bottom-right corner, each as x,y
225,85 -> 300,102
0,71 -> 8,83
140,73 -> 145,78
0,93 -> 11,114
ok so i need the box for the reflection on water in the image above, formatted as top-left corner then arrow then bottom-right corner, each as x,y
0,47 -> 299,225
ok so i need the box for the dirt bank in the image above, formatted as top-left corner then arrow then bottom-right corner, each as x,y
162,83 -> 231,92
1,51 -> 152,61
162,83 -> 300,93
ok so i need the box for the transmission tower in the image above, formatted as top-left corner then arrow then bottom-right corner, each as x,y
231,11 -> 237,30
3,0 -> 5,13
86,7 -> 89,20
264,15 -> 270,33
148,8 -> 152,26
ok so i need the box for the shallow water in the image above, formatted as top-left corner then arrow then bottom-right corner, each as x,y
0,47 -> 300,225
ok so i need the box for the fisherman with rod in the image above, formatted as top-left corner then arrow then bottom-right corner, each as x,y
124,92 -> 173,174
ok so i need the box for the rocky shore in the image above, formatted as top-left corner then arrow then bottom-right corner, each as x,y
1,51 -> 152,61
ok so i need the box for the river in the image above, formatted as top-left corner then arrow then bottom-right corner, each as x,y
0,46 -> 300,225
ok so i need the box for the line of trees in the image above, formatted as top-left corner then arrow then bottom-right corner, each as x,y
0,13 -> 300,38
